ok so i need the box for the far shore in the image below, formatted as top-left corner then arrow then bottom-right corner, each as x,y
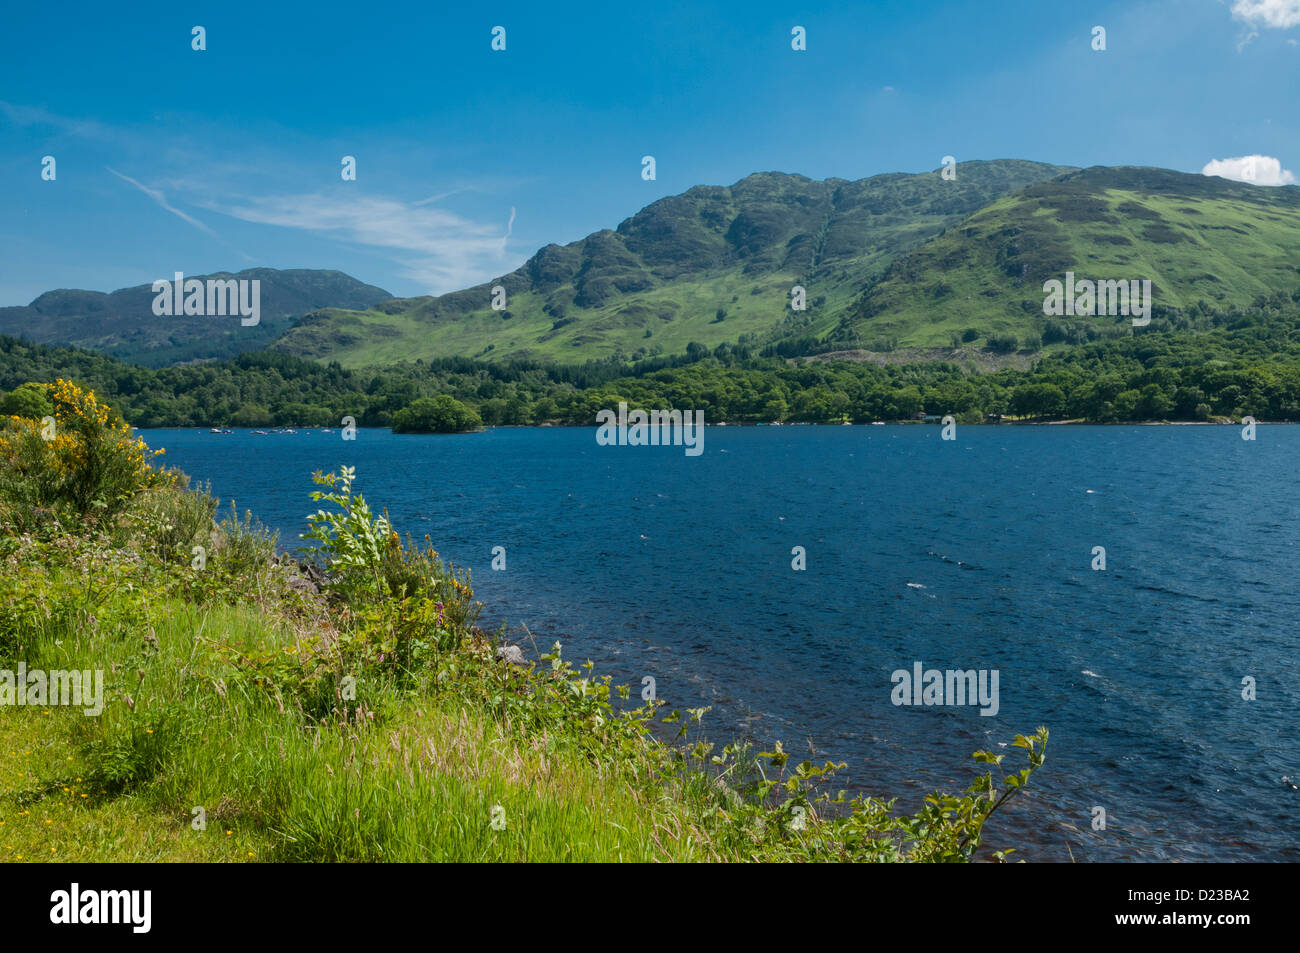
144,417 -> 1294,434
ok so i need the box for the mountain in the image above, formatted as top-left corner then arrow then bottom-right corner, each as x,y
0,268 -> 391,368
13,164 -> 1298,373
831,166 -> 1300,352
271,160 -> 1075,367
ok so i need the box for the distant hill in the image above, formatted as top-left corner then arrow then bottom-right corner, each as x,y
832,166 -> 1300,351
270,160 -> 1075,367
0,268 -> 391,368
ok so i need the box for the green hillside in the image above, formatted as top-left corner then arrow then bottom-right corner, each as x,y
273,160 -> 1075,367
833,166 -> 1300,352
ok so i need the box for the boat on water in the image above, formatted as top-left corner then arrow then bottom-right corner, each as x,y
253,430 -> 268,435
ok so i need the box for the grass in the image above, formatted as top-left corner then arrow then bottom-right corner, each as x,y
0,571 -> 704,862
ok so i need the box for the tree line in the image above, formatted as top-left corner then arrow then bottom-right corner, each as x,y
3,311 -> 1300,429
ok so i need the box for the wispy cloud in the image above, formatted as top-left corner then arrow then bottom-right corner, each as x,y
412,186 -> 476,207
108,168 -> 256,261
3,99 -> 524,292
205,191 -> 521,293
1202,154 -> 1297,185
107,167 -> 220,237
0,101 -> 116,141
1231,0 -> 1300,30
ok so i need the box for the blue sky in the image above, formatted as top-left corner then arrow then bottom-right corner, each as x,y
1,0 -> 1297,305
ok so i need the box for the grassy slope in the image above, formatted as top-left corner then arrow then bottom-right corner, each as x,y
0,486 -> 728,864
838,167 -> 1300,349
0,600 -> 690,862
275,161 -> 1075,368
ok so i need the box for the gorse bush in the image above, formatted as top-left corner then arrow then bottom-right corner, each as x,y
0,378 -> 165,531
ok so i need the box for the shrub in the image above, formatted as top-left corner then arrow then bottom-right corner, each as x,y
302,466 -> 394,604
0,382 -> 55,419
302,466 -> 477,620
216,500 -> 279,578
122,473 -> 219,564
0,380 -> 165,530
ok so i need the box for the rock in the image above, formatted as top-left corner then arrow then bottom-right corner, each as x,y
296,561 -> 330,587
496,644 -> 526,666
286,575 -> 319,596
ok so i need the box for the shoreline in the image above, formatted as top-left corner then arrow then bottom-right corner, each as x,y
141,417 -> 1293,435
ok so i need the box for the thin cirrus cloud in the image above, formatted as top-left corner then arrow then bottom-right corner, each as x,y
1201,154 -> 1297,185
207,192 -> 522,294
0,100 -> 116,142
107,167 -> 219,238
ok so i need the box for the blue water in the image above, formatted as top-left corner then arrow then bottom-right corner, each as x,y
138,424 -> 1300,862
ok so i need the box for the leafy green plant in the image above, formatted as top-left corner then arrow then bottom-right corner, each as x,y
301,466 -> 393,603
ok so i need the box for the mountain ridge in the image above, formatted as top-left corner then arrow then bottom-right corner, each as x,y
8,161 -> 1300,371
273,160 -> 1077,365
0,268 -> 392,368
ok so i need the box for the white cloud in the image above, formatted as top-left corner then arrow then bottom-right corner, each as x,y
206,191 -> 520,294
1231,0 -> 1300,30
107,168 -> 219,237
1202,154 -> 1297,185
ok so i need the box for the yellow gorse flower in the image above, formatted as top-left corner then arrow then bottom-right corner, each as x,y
0,379 -> 165,517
